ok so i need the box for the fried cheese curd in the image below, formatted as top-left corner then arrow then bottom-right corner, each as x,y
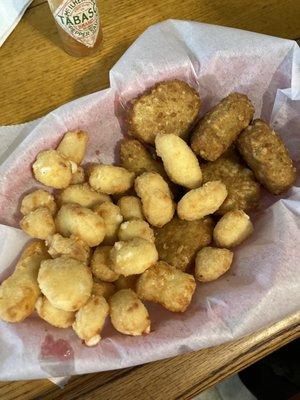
109,289 -> 150,335
177,181 -> 227,221
136,261 -> 196,312
191,93 -> 254,161
0,241 -> 49,323
154,216 -> 214,271
89,164 -> 135,195
237,119 -> 296,194
58,183 -> 110,208
135,172 -> 174,227
127,80 -> 201,144
70,166 -> 85,184
55,203 -> 106,247
91,246 -> 119,282
92,280 -> 116,299
201,148 -> 261,214
57,130 -> 88,164
117,195 -> 144,221
213,210 -> 253,248
20,207 -> 56,240
20,189 -> 57,216
195,247 -> 233,282
155,133 -> 202,189
118,220 -> 155,243
35,296 -> 75,328
38,256 -> 93,311
93,201 -> 123,245
73,295 -> 109,346
46,233 -> 90,263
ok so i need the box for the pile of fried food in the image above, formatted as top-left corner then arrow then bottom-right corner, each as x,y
0,80 -> 296,346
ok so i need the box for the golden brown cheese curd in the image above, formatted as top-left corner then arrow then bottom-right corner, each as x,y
93,202 -> 123,245
128,80 -> 201,144
35,296 -> 75,328
191,93 -> 254,161
20,207 -> 56,240
136,261 -> 196,312
118,220 -> 154,243
135,172 -> 174,227
46,234 -> 90,263
92,280 -> 116,299
58,183 -> 110,208
55,203 -> 106,247
236,119 -> 296,194
20,189 -> 57,216
109,289 -> 150,335
117,196 -> 144,221
91,246 -> 119,282
38,256 -> 93,312
89,164 -> 135,195
195,247 -> 233,282
57,130 -> 88,165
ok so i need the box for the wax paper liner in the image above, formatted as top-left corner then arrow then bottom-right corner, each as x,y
0,20 -> 300,380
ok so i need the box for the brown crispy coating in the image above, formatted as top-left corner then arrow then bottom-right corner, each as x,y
191,93 -> 254,161
201,148 -> 261,214
154,216 -> 214,271
128,80 -> 201,144
236,119 -> 296,194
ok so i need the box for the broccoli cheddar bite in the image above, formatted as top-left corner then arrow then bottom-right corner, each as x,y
127,80 -> 201,144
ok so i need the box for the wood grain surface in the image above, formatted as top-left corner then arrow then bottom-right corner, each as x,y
0,1 -> 300,399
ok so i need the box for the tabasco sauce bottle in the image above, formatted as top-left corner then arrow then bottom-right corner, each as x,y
47,0 -> 103,57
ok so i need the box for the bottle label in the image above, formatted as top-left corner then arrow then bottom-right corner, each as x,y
54,0 -> 99,48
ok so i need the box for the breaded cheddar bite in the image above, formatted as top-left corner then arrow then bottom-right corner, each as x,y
155,133 -> 202,189
154,216 -> 214,271
0,241 -> 49,323
128,80 -> 201,144
237,119 -> 296,194
21,189 -> 57,215
120,139 -> 166,177
38,256 -> 93,311
110,238 -> 158,276
177,181 -> 227,221
70,166 -> 85,184
89,164 -> 135,195
91,246 -> 119,282
118,220 -> 155,243
110,289 -> 150,335
46,234 -> 90,263
191,93 -> 254,161
33,150 -> 74,189
136,261 -> 196,312
58,183 -> 110,208
213,210 -> 253,248
56,203 -> 106,247
20,207 -> 56,240
73,295 -> 109,346
195,247 -> 233,282
57,130 -> 88,165
93,202 -> 123,245
201,148 -> 260,214
36,296 -> 75,328
135,172 -> 174,227
92,280 -> 116,299
117,196 -> 144,221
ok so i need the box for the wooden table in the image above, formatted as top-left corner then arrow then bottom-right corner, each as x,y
0,0 -> 300,398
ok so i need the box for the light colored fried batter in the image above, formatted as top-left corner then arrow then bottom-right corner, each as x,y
21,189 -> 57,215
191,93 -> 254,161
91,246 -> 119,282
155,133 -> 202,188
46,234 -> 90,263
118,220 -> 155,243
110,289 -> 150,336
128,80 -> 201,144
33,149 -> 74,189
58,183 -> 110,208
35,296 -> 75,328
135,172 -> 175,227
117,196 -> 144,221
136,261 -> 196,312
195,247 -> 233,282
57,130 -> 88,165
93,202 -> 123,245
0,241 -> 49,323
201,148 -> 260,214
115,275 -> 138,291
38,256 -> 93,311
177,181 -> 227,221
20,207 -> 56,240
110,238 -> 158,276
213,210 -> 253,248
73,295 -> 109,346
55,203 -> 106,247
120,139 -> 166,177
92,280 -> 116,299
89,164 -> 135,195
236,119 -> 296,194
70,166 -> 85,184
154,216 -> 214,271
